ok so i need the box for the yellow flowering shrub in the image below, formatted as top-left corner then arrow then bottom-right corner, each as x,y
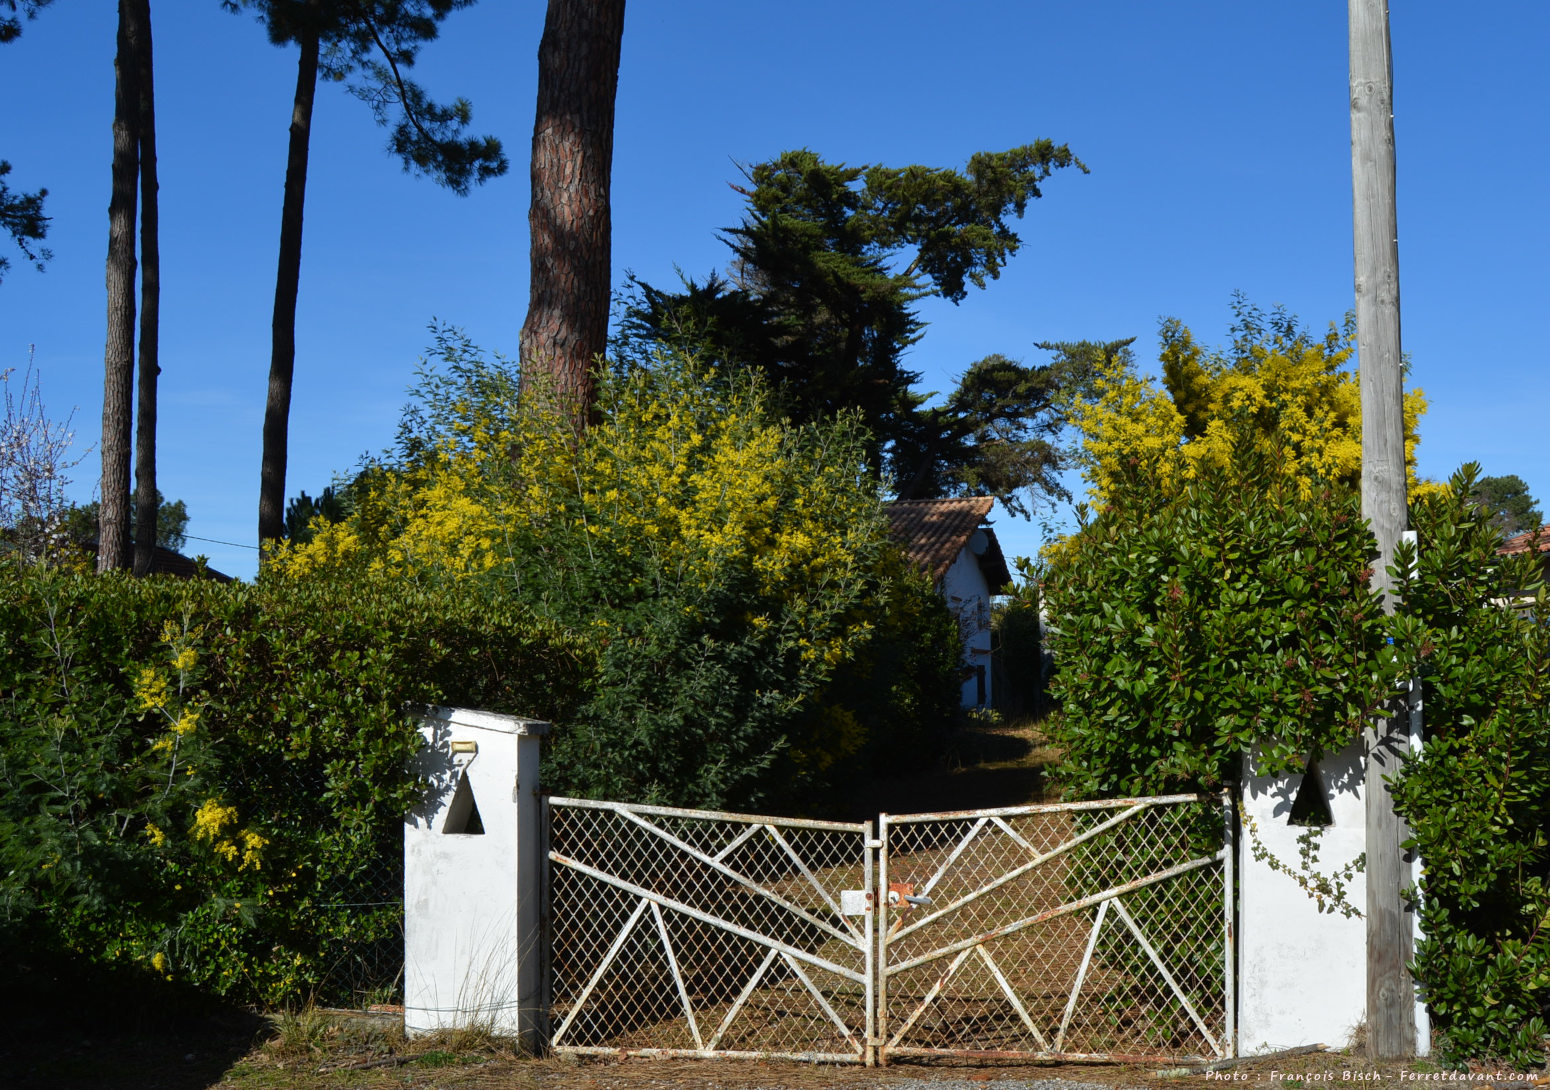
133,667 -> 169,712
1068,300 -> 1433,504
1045,300 -> 1447,810
271,333 -> 960,809
189,798 -> 266,870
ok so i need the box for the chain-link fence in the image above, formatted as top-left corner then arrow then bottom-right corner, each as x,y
311,830 -> 404,1008
879,794 -> 1231,1062
546,798 -> 874,1061
228,746 -> 407,1010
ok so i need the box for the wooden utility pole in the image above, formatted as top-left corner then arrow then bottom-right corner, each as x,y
1349,0 -> 1415,1060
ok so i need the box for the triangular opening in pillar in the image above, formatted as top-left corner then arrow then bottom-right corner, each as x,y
1287,755 -> 1334,827
442,770 -> 485,834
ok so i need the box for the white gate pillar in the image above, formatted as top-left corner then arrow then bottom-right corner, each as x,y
1238,741 -> 1369,1052
1238,740 -> 1430,1055
404,706 -> 549,1045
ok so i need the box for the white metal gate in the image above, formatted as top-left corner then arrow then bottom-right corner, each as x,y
545,798 -> 874,1062
879,794 -> 1233,1063
545,793 -> 1232,1065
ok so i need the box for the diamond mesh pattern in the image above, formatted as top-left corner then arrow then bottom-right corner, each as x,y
880,797 -> 1227,1061
548,800 -> 871,1060
547,795 -> 1228,1063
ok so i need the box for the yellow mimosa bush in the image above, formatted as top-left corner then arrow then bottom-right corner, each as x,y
1067,296 -> 1433,505
1043,299 -> 1432,798
273,329 -> 961,809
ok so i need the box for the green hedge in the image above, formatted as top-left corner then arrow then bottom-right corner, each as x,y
1043,451 -> 1396,798
1391,468 -> 1550,1067
1047,456 -> 1550,1066
0,564 -> 582,1005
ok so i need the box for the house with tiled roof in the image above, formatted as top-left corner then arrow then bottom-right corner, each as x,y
886,496 -> 1011,708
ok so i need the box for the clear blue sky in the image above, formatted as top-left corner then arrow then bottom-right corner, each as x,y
3,2 -> 1545,580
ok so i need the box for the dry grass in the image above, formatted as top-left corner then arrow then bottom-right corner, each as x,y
203,1022 -> 1520,1090
242,1007 -> 534,1075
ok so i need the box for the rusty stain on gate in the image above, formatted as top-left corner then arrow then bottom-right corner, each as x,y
545,793 -> 1233,1065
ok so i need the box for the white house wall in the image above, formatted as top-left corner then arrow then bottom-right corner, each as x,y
941,546 -> 993,708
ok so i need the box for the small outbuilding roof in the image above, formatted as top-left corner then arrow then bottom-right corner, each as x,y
77,540 -> 234,582
885,496 -> 1011,589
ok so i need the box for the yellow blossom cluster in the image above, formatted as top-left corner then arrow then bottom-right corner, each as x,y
1068,313 -> 1433,504
133,666 -> 169,712
191,796 -> 237,841
135,618 -> 209,756
190,797 -> 268,871
271,357 -> 883,638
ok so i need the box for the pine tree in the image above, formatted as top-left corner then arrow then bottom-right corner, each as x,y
232,0 -> 508,544
0,4 -> 57,284
131,0 -> 161,576
99,0 -> 144,572
518,0 -> 626,422
1469,474 -> 1543,538
620,145 -> 1089,514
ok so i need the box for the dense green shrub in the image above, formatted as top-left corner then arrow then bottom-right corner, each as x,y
1043,446 -> 1398,798
0,564 -> 581,1005
1391,466 -> 1550,1067
1048,453 -> 1550,1066
1038,444 -> 1391,1049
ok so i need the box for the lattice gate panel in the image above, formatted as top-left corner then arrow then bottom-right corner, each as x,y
546,798 -> 874,1062
878,794 -> 1232,1063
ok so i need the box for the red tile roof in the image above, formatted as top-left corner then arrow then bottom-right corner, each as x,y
885,497 -> 1010,588
1499,524 -> 1550,557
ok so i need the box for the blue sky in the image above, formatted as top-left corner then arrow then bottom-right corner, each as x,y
3,2 -> 1545,580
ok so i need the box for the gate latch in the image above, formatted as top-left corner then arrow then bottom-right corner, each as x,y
887,882 -> 932,910
839,889 -> 873,916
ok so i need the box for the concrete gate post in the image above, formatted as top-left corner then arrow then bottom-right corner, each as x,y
404,707 -> 550,1045
1237,741 -> 1429,1055
1238,741 -> 1368,1052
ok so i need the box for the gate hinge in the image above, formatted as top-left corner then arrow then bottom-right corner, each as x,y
865,838 -> 882,849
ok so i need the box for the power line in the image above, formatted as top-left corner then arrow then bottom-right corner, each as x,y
183,533 -> 260,551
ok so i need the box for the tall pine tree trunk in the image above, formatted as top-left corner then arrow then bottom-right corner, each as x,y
519,0 -> 625,422
257,19 -> 319,545
132,0 -> 159,576
99,0 -> 141,572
